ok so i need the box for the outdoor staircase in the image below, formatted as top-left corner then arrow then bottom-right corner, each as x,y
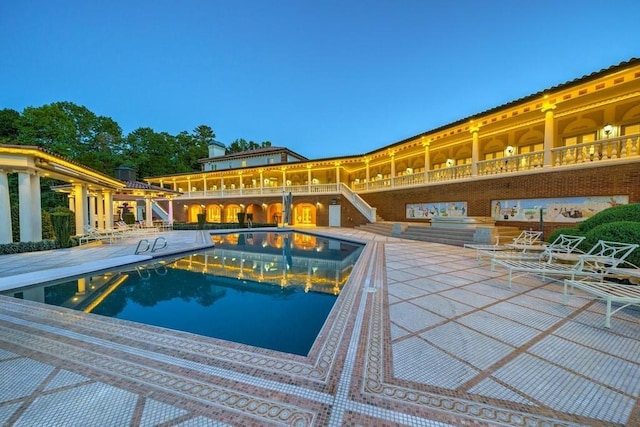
401,225 -> 475,247
357,222 -> 525,247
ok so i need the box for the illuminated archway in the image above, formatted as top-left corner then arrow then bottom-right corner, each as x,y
188,204 -> 202,223
245,203 -> 265,223
205,204 -> 221,223
292,203 -> 316,226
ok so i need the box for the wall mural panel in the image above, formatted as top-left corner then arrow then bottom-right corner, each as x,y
406,202 -> 467,219
491,196 -> 628,223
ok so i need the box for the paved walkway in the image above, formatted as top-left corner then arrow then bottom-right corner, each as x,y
1,228 -> 639,426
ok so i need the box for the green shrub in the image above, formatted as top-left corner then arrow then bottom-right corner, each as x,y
197,213 -> 206,230
42,210 -> 54,240
51,206 -> 76,236
123,212 -> 136,225
10,203 -> 19,242
577,203 -> 640,232
0,240 -> 58,255
582,221 -> 640,267
51,212 -> 73,248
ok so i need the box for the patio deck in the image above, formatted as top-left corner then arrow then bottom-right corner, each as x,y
0,228 -> 639,426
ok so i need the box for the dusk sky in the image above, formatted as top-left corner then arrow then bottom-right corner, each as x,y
2,1 -> 639,160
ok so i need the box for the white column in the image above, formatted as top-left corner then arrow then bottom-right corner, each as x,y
68,194 -> 75,211
542,102 -> 556,167
103,190 -> 114,229
423,140 -> 431,182
74,183 -> 88,235
335,163 -> 340,186
30,171 -> 42,241
168,198 -> 174,223
88,194 -> 97,229
390,154 -> 395,184
365,160 -> 370,190
203,176 -> 207,195
259,170 -> 264,194
0,170 -> 13,243
97,193 -> 105,229
18,171 -> 41,242
145,197 -> 153,227
307,166 -> 312,192
281,169 -> 286,189
470,125 -> 480,176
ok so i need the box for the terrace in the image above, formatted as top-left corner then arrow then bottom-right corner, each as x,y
1,228 -> 638,426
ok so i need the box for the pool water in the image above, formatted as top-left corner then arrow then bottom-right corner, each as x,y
8,231 -> 364,356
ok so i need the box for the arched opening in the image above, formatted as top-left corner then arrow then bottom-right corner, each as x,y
224,204 -> 242,222
267,203 -> 283,224
188,204 -> 202,223
245,203 -> 265,223
292,203 -> 316,226
205,204 -> 221,223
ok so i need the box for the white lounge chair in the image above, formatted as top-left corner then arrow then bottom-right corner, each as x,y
78,227 -> 118,245
563,278 -> 640,328
489,234 -> 586,268
493,240 -> 639,288
465,230 -> 543,261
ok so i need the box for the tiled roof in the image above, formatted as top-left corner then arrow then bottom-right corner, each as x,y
122,180 -> 181,193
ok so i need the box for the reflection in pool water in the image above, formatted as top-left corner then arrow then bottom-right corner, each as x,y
7,231 -> 364,355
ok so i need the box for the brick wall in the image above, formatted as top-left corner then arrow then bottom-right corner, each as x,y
361,163 -> 640,231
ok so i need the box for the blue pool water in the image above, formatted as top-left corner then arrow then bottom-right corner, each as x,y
8,231 -> 364,356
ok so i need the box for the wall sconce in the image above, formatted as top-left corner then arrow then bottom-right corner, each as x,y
406,167 -> 413,174
312,178 -> 319,184
603,123 -> 613,137
505,145 -> 515,156
446,159 -> 454,167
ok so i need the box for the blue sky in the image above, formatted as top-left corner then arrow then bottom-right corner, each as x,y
1,1 -> 639,159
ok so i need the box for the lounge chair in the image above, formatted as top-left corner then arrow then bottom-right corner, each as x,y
493,240 -> 639,288
489,234 -> 586,268
465,230 -> 543,261
563,278 -> 640,328
78,227 -> 118,245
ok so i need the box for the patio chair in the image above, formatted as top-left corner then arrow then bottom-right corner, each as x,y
489,234 -> 586,268
78,227 -> 117,245
563,278 -> 640,328
493,240 -> 639,288
466,230 -> 543,262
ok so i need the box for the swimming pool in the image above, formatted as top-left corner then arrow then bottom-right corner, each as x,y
5,231 -> 364,356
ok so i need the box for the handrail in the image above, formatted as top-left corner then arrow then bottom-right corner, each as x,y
339,183 -> 377,222
151,236 -> 167,253
135,239 -> 150,254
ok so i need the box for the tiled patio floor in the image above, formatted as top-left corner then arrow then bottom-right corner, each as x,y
1,228 -> 639,426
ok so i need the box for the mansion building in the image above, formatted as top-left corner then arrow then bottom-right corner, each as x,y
1,58 -> 639,244
146,58 -> 640,231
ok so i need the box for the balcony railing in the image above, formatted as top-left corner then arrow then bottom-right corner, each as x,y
177,134 -> 640,200
551,134 -> 639,166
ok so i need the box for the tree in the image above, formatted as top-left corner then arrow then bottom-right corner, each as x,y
0,108 -> 21,142
17,102 -> 122,175
226,138 -> 272,154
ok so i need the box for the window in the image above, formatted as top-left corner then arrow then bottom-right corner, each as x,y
564,132 -> 596,146
622,124 -> 640,135
484,151 -> 505,160
519,143 -> 543,154
241,160 -> 247,167
456,157 -> 471,165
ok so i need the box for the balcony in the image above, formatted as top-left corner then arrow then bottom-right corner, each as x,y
177,134 -> 639,200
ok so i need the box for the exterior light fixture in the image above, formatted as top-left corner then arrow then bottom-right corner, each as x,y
505,146 -> 515,156
603,123 -> 613,137
446,159 -> 454,167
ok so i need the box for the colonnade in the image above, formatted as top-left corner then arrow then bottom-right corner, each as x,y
0,169 -> 43,244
